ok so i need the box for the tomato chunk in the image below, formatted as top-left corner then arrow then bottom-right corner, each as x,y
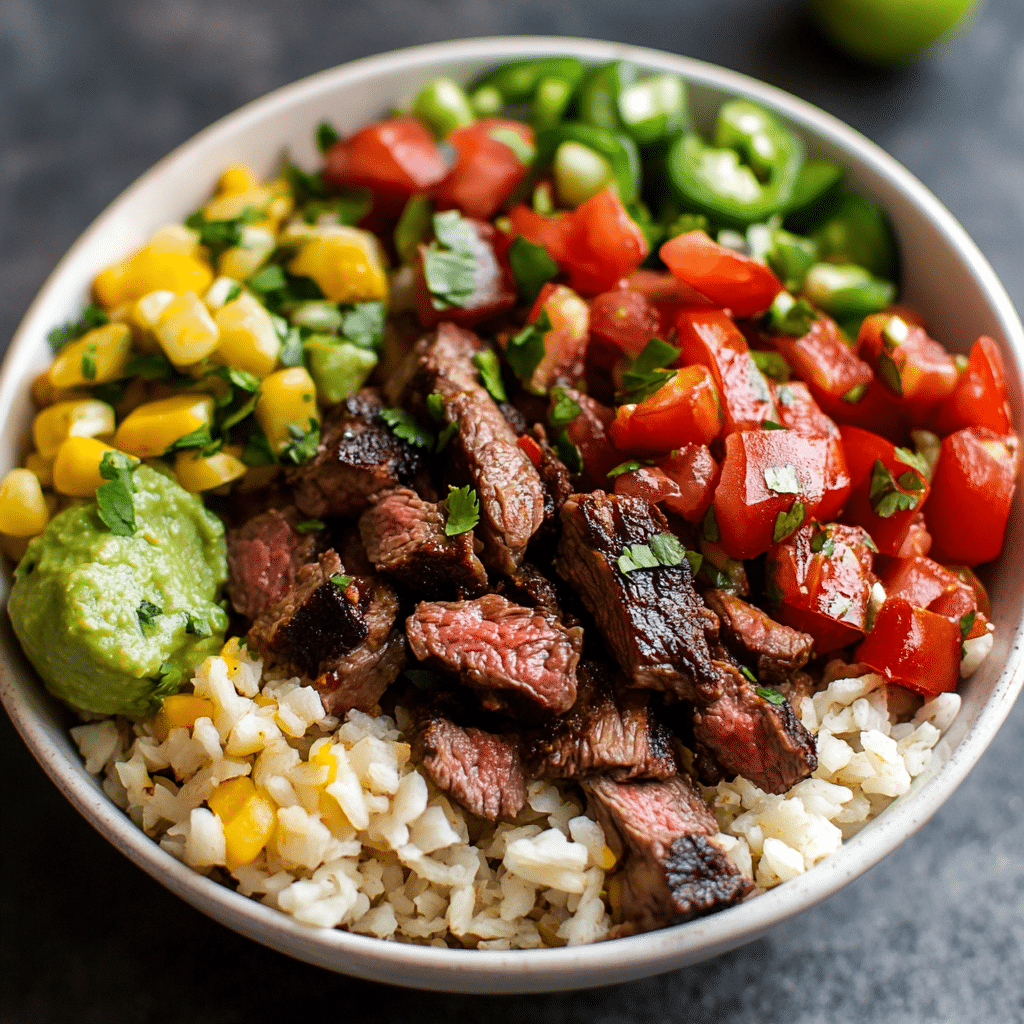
880,554 -> 987,636
660,230 -> 783,318
766,521 -> 877,654
520,283 -> 590,393
676,308 -> 778,433
767,314 -> 872,405
713,430 -> 852,560
563,390 -> 621,488
433,118 -> 534,220
589,288 -> 670,357
925,426 -> 1019,566
927,335 -> 1014,436
840,425 -> 931,556
613,446 -> 720,524
770,380 -> 839,438
856,597 -> 961,698
324,116 -> 448,197
609,365 -> 723,454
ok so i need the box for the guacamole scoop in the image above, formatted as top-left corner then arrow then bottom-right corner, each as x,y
7,465 -> 228,718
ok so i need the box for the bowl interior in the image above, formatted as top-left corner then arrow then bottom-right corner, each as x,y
1,36 -> 1022,994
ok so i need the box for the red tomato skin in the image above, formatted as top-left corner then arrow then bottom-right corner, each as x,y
839,425 -> 931,556
507,204 -> 576,265
766,521 -> 877,654
879,555 -> 964,609
926,336 -> 1014,436
522,284 -> 590,393
516,434 -> 544,468
926,427 -> 1019,566
659,444 -> 721,521
324,117 -> 448,197
563,390 -> 622,489
891,511 -> 933,558
812,376 -> 909,445
433,119 -> 534,220
857,313 -> 958,419
855,597 -> 961,698
767,314 -> 872,404
608,365 -> 723,454
770,380 -> 840,438
676,308 -> 779,433
660,231 -> 783,318
623,268 -> 711,307
713,430 -> 847,560
589,289 -> 669,357
414,219 -> 517,329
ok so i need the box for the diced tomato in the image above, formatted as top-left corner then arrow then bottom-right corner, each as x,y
839,425 -> 931,556
879,553 -> 988,636
925,426 -> 1019,566
660,230 -> 783,318
508,188 -> 648,297
564,390 -> 622,488
589,288 -> 670,357
713,430 -> 852,560
676,308 -> 779,433
520,283 -> 590,393
767,314 -> 872,404
433,118 -> 534,221
944,563 -> 992,620
516,434 -> 544,468
891,511 -> 932,558
623,268 -> 712,308
856,597 -> 961,698
926,335 -> 1014,436
815,377 -> 908,445
415,218 -> 517,329
766,521 -> 877,654
770,380 -> 839,438
324,116 -> 448,198
609,365 -> 723,454
857,312 -> 958,420
659,444 -> 720,521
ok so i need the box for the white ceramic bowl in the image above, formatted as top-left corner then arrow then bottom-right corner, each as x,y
1,36 -> 1022,994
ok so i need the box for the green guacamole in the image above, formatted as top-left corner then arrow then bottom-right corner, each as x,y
7,466 -> 228,719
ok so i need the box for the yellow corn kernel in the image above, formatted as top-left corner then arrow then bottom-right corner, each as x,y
173,448 -> 247,493
93,246 -> 215,309
113,393 -> 214,459
255,367 -> 318,455
125,290 -> 176,353
212,292 -> 281,377
207,776 -> 276,868
218,165 -> 261,196
23,452 -> 54,489
203,182 -> 292,229
154,291 -> 220,368
599,844 -> 618,871
0,469 -> 50,537
51,437 -> 135,497
152,693 -> 216,742
147,224 -> 201,257
218,226 -> 276,282
32,399 -> 116,460
287,226 -> 388,303
47,322 -> 132,391
0,533 -> 30,563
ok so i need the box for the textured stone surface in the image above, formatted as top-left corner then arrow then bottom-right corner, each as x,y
2,0 -> 1022,1019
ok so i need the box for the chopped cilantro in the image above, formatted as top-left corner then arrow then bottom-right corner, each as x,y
553,429 -> 583,474
617,543 -> 659,574
219,391 -> 261,432
762,420 -> 787,430
96,451 -> 138,537
751,349 -> 792,383
548,385 -> 581,428
81,345 -> 98,381
240,429 -> 277,467
607,460 -> 643,478
763,464 -> 802,495
473,349 -> 508,403
295,519 -> 325,534
47,304 -> 109,354
443,485 -> 480,537
868,459 -> 922,518
756,686 -> 787,706
422,210 -> 478,311
841,382 -> 869,404
330,573 -> 354,590
184,613 -> 212,638
649,532 -> 687,567
683,548 -> 704,577
185,207 -> 263,261
810,525 -> 835,557
394,196 -> 434,265
210,365 -> 261,393
764,291 -> 818,337
617,533 -> 687,575
377,407 -> 433,449
506,308 -> 551,388
618,337 -> 680,404
282,159 -> 328,205
339,302 -> 386,351
426,392 -> 446,423
739,665 -> 758,684
123,352 -> 174,380
507,236 -> 558,303
247,264 -> 288,296
436,420 -> 459,453
164,425 -> 214,456
224,282 -> 243,303
703,505 -> 720,544
773,501 -> 806,543
137,600 -> 162,630
959,611 -> 976,643
876,351 -> 904,396
279,326 -> 305,368
280,419 -> 321,465
316,121 -> 341,153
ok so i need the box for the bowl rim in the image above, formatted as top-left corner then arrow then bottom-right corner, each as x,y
1,34 -> 1022,994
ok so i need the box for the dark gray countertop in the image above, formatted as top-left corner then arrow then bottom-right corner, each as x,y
2,1 -> 1022,1020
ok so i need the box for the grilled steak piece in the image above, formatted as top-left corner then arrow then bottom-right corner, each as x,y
247,549 -> 405,715
417,323 -> 545,574
358,486 -> 488,596
406,594 -> 583,715
692,660 -> 818,794
287,388 -> 429,520
498,563 -> 565,618
556,491 -> 720,703
523,663 -> 678,781
583,775 -> 752,934
225,507 -> 320,619
532,424 -> 574,524
703,589 -> 814,686
410,698 -> 527,821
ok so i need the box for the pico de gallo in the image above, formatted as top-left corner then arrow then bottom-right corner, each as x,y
4,55 -> 1018,713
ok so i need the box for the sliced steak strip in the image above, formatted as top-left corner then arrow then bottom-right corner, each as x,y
418,323 -> 545,574
556,491 -> 720,703
523,663 -> 677,781
583,775 -> 752,935
247,550 -> 405,716
358,486 -> 488,596
406,594 -> 582,715
703,589 -> 814,686
225,507 -> 319,619
287,388 -> 429,520
409,698 -> 527,821
692,660 -> 818,795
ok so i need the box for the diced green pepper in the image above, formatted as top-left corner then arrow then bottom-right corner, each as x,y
616,73 -> 688,147
535,122 -> 640,203
553,140 -> 616,207
471,56 -> 586,105
531,76 -> 577,130
507,236 -> 559,303
767,228 -> 819,290
394,195 -> 434,265
412,77 -> 476,139
303,337 -> 378,405
811,193 -> 899,281
577,61 -> 635,132
801,262 -> 897,320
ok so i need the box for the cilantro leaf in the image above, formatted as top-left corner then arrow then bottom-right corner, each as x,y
739,665 -> 758,684
96,451 -> 138,537
703,505 -> 720,543
617,544 -> 659,574
876,351 -> 904,396
762,420 -> 787,430
330,573 -> 354,590
553,428 -> 584,475
763,464 -> 802,495
751,349 -> 792,382
183,612 -> 212,638
247,264 -> 288,296
473,349 -> 508,403
240,429 -> 277,467
436,421 -> 458,453
618,337 -> 680,404
773,501 -> 806,543
137,600 -> 162,629
339,302 -> 386,351
123,352 -> 174,380
151,662 -> 184,709
548,385 -> 581,428
617,533 -> 688,575
278,326 -> 305,368
649,532 -> 686,567
377,407 -> 433,449
756,686 -> 787,706
444,484 -> 480,537
764,291 -> 818,337
316,121 -> 341,153
184,207 -> 263,261
868,459 -> 922,518
422,211 -> 479,311
48,304 -> 109,354
810,525 -> 835,556
81,345 -> 98,381
295,519 -> 325,534
280,419 -> 321,465
506,308 -> 551,388
607,460 -> 643,479
959,611 -> 976,643
164,425 -> 214,456
507,236 -> 558,303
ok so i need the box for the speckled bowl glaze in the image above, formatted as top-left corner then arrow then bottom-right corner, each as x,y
1,36 -> 1021,994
